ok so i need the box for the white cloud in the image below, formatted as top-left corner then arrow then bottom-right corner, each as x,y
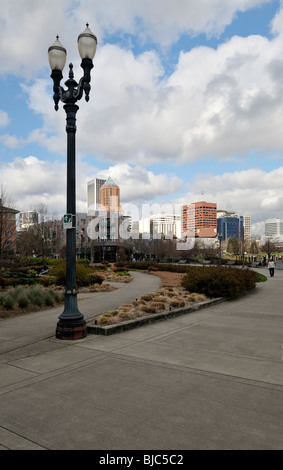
1,156 -> 67,215
176,166 -> 283,234
12,22 -> 283,167
94,163 -> 182,203
0,0 -> 272,78
1,156 -> 182,218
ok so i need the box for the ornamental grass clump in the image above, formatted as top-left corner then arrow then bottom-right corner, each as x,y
1,292 -> 15,310
152,301 -> 166,311
170,299 -> 186,308
181,266 -> 257,300
140,305 -> 157,314
18,293 -> 30,309
26,285 -> 45,307
0,285 -> 64,311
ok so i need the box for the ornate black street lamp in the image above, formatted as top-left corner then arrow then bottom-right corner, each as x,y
48,25 -> 97,340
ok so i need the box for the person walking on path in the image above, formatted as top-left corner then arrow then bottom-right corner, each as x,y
268,259 -> 275,277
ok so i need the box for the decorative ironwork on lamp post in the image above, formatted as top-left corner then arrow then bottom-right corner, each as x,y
48,25 -> 97,340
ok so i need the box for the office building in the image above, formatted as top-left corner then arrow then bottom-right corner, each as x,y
182,201 -> 217,238
217,210 -> 250,241
87,178 -> 106,212
243,215 -> 251,241
99,177 -> 121,212
265,218 -> 283,241
151,214 -> 181,239
217,214 -> 243,241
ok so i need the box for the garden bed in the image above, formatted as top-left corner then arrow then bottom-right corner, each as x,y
89,282 -> 212,331
0,285 -> 65,320
86,266 -> 263,335
87,296 -> 225,336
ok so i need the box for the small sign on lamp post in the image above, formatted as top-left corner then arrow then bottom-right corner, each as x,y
63,214 -> 73,229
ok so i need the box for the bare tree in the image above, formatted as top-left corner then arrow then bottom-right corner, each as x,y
0,185 -> 18,259
260,237 -> 281,261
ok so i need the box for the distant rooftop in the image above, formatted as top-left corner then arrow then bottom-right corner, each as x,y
102,177 -> 117,188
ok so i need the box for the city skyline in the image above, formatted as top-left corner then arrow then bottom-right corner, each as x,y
1,1 -> 283,235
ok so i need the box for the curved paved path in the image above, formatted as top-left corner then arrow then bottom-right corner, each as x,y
0,271 -> 161,348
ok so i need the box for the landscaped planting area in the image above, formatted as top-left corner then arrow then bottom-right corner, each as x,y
97,286 -> 209,326
95,262 -> 266,326
0,285 -> 64,319
0,258 -> 266,321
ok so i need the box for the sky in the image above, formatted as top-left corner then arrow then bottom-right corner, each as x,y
1,0 -> 283,235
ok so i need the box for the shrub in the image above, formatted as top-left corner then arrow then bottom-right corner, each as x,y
181,266 -> 257,299
50,262 -> 103,287
89,273 -> 103,285
115,271 -> 131,277
77,259 -> 90,266
115,261 -> 190,273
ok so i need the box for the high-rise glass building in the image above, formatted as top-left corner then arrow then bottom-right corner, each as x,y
99,177 -> 121,212
217,215 -> 243,241
87,178 -> 106,212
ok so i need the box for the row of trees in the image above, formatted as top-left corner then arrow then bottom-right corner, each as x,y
226,235 -> 282,260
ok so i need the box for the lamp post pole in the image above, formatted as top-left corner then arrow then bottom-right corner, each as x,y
48,25 -> 97,340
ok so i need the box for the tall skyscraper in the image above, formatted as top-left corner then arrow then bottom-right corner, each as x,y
99,177 -> 121,212
87,178 -> 106,212
243,216 -> 251,241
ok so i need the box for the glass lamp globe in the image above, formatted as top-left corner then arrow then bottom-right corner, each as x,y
48,37 -> 67,71
78,24 -> 97,60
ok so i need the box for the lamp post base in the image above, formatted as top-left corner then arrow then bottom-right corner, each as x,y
56,319 -> 87,340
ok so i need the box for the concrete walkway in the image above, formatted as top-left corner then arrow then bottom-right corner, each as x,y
0,268 -> 282,450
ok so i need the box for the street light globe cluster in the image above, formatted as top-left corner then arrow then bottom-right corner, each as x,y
48,25 -> 97,340
48,24 -> 97,71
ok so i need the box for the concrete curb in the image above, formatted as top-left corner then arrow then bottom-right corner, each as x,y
87,297 -> 226,336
